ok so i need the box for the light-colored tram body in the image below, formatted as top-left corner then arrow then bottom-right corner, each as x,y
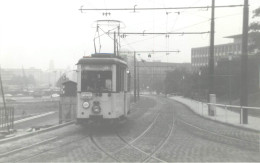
76,53 -> 130,124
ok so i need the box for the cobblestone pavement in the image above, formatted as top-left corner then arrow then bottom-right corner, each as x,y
153,97 -> 260,162
170,99 -> 260,143
92,97 -> 172,162
0,96 -> 259,162
0,97 -> 160,162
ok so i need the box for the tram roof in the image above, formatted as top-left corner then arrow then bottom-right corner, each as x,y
77,55 -> 127,67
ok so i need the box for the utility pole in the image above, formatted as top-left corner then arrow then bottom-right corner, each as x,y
134,52 -> 137,102
114,32 -> 117,56
240,0 -> 249,124
137,58 -> 140,100
208,0 -> 215,115
0,66 -> 8,133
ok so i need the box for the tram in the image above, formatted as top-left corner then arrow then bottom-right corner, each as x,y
76,53 -> 131,124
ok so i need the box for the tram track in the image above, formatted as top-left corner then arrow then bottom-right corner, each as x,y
88,104 -> 175,162
163,97 -> 260,152
0,97 -> 161,162
89,132 -> 122,162
10,133 -> 90,162
168,98 -> 259,142
178,118 -> 258,144
115,113 -> 175,162
176,118 -> 259,151
6,96 -> 255,162
0,126 -> 91,162
0,136 -> 58,158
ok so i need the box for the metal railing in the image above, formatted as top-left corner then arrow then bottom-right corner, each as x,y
0,106 -> 14,133
189,98 -> 260,124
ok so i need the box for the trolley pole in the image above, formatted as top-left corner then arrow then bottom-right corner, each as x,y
134,52 -> 137,102
240,0 -> 249,124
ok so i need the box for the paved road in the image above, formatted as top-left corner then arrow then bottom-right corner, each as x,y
0,96 -> 259,162
156,97 -> 260,162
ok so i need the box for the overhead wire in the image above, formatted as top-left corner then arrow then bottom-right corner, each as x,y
120,1 -> 208,50
110,1 -> 243,56
170,0 -> 204,31
80,5 -> 244,11
120,19 -> 210,48
118,1 -> 205,50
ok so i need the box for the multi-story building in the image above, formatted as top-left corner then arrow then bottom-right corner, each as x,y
0,67 -> 77,93
1,68 -> 45,91
136,61 -> 191,91
120,51 -> 191,92
191,33 -> 258,72
1,68 -> 44,83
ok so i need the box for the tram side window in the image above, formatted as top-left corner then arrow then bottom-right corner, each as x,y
116,66 -> 125,92
81,71 -> 112,92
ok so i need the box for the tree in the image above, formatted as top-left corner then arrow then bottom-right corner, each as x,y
56,74 -> 69,87
249,7 -> 260,54
164,68 -> 190,95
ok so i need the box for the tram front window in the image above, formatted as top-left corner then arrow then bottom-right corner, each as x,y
81,71 -> 112,92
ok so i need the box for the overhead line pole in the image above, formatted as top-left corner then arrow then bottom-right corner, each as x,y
124,51 -> 180,101
79,5 -> 244,12
240,0 -> 249,124
0,66 -> 8,133
137,60 -> 140,100
134,52 -> 137,103
208,0 -> 215,115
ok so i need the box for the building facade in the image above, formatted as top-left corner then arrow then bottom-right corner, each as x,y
120,51 -> 191,92
191,33 -> 257,72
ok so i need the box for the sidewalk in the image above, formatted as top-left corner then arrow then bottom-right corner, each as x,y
169,96 -> 260,132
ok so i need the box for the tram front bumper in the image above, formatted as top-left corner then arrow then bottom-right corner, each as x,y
89,115 -> 103,121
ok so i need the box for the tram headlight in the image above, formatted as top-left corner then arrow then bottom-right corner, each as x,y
82,101 -> 90,109
92,105 -> 101,114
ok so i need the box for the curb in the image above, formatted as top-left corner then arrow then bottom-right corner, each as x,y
0,121 -> 75,144
167,97 -> 260,133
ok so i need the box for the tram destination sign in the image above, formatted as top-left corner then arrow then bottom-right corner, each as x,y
82,65 -> 111,71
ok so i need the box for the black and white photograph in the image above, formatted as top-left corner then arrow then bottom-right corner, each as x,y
0,0 -> 260,162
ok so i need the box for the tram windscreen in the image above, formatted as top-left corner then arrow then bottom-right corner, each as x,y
81,71 -> 112,92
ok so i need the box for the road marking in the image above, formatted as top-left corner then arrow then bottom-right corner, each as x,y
14,111 -> 56,124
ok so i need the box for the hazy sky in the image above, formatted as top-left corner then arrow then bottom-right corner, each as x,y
0,0 -> 260,70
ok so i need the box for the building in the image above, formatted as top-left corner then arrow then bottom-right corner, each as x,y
1,68 -> 44,91
191,33 -> 259,72
120,51 -> 191,92
0,67 -> 78,93
136,61 -> 191,92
